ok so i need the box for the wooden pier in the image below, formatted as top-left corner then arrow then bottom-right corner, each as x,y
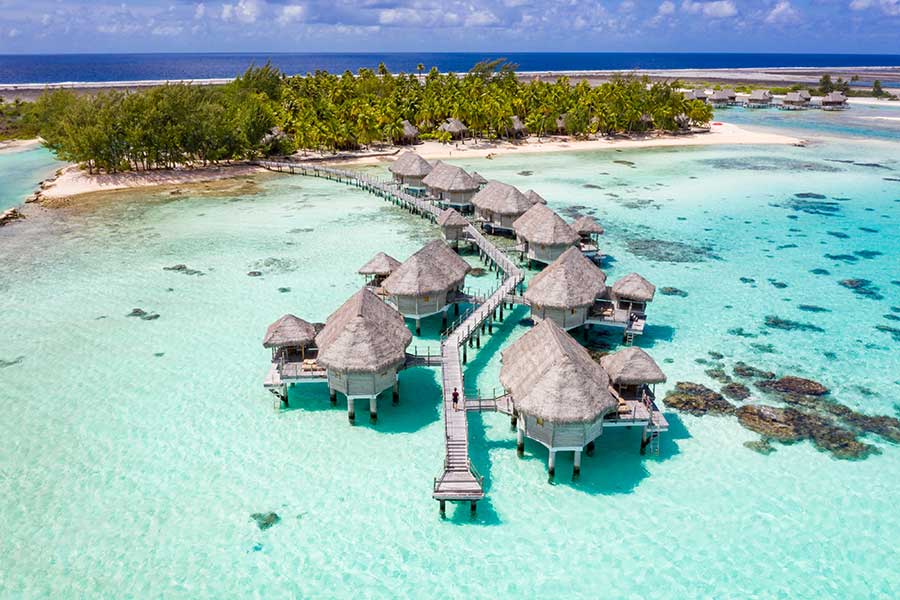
257,160 -> 524,512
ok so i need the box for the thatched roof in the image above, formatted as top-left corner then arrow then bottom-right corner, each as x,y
710,90 -> 731,102
263,314 -> 317,348
723,89 -> 737,99
401,120 -> 419,140
600,347 -> 667,386
524,247 -> 607,309
611,273 -> 656,302
315,287 -> 412,373
422,161 -> 479,192
784,92 -> 806,103
513,203 -> 579,247
358,252 -> 401,276
389,151 -> 432,177
500,319 -> 616,423
437,208 -> 469,228
471,181 -> 536,216
749,89 -> 772,101
572,215 -> 604,235
685,89 -> 707,101
524,189 -> 547,205
470,171 -> 488,185
799,89 -> 812,100
823,91 -> 847,103
382,239 -> 470,296
438,118 -> 468,135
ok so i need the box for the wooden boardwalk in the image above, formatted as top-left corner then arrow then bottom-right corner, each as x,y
257,160 -> 524,508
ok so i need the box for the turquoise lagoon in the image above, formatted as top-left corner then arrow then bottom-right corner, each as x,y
1,110 -> 899,598
0,145 -> 58,212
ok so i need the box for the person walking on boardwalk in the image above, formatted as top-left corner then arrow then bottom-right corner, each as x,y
452,387 -> 460,411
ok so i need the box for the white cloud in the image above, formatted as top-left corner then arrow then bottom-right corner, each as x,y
278,4 -> 305,25
766,1 -> 799,23
681,0 -> 737,18
8,28 -> 20,37
849,0 -> 872,9
658,1 -> 676,15
849,0 -> 900,13
194,3 -> 206,20
152,25 -> 183,36
221,0 -> 260,23
465,10 -> 499,27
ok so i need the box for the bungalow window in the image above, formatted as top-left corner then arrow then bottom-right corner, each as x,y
423,295 -> 430,303
536,417 -> 544,426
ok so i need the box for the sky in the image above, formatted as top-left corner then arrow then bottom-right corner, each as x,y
0,0 -> 899,54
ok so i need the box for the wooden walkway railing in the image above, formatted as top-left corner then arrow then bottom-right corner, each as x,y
256,160 -> 524,510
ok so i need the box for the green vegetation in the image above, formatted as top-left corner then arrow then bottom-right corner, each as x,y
21,61 -> 713,173
0,98 -> 40,141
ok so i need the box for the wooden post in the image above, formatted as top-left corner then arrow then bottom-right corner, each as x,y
369,397 -> 378,424
281,385 -> 289,408
640,426 -> 651,455
499,304 -> 504,322
476,332 -> 481,349
488,318 -> 493,334
442,311 -> 448,330
455,303 -> 460,316
463,344 -> 467,365
516,426 -> 524,457
510,411 -> 518,430
330,388 -> 337,406
586,440 -> 595,457
548,449 -> 556,480
415,319 -> 421,336
347,397 -> 355,424
470,501 -> 477,516
573,450 -> 582,480
439,500 -> 446,516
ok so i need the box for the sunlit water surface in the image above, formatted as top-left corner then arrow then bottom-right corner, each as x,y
1,107 -> 899,598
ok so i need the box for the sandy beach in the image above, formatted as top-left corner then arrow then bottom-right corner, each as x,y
0,138 -> 42,154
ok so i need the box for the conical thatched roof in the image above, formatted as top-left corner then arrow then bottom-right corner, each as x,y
600,347 -> 667,386
382,239 -> 470,296
500,319 -> 616,423
263,314 -> 317,348
824,91 -> 847,103
784,92 -> 805,103
471,181 -> 536,216
422,161 -> 479,192
710,90 -> 731,102
611,273 -> 656,302
749,89 -> 772,101
572,215 -> 604,235
470,171 -> 488,185
401,120 -> 419,140
524,189 -> 547,205
513,203 -> 579,247
389,151 -> 432,177
315,288 -> 412,373
437,208 -> 469,228
799,89 -> 811,100
438,118 -> 468,135
524,247 -> 607,309
723,89 -> 737,99
358,252 -> 402,276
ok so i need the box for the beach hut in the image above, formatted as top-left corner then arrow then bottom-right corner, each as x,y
400,120 -> 419,145
389,151 -> 432,194
600,347 -> 667,403
438,118 -> 469,140
507,115 -> 526,138
782,91 -> 810,109
263,314 -> 318,363
422,161 -> 480,210
524,189 -> 548,205
685,89 -> 708,102
500,319 -> 617,479
709,90 -> 732,107
513,203 -> 580,266
822,91 -> 848,110
747,89 -> 773,108
315,287 -> 412,423
799,89 -> 812,102
523,247 -> 607,330
471,180 -> 538,234
381,239 -> 470,334
358,252 -> 401,288
571,215 -> 604,256
437,208 -> 470,248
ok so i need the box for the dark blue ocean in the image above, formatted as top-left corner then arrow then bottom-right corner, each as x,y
2,52 -> 900,84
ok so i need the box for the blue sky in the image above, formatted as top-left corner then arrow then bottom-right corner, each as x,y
0,1 -> 898,54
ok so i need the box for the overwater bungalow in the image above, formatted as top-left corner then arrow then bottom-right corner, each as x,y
471,180 -> 538,234
264,314 -> 318,363
438,118 -> 469,140
437,208 -> 470,249
600,347 -> 666,404
591,272 -> 656,342
747,89 -> 773,108
523,247 -> 607,330
470,171 -> 488,189
822,91 -> 848,110
513,203 -> 580,266
422,161 -> 480,210
400,120 -> 419,145
315,287 -> 412,423
685,89 -> 708,102
781,91 -> 810,109
571,215 -> 604,257
381,239 -> 470,334
500,319 -> 617,479
709,90 -> 732,107
389,151 -> 432,194
358,251 -> 401,289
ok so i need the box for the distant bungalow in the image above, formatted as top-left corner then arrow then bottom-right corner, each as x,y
437,208 -> 470,249
822,91 -> 848,110
471,181 -> 539,234
709,90 -> 735,107
438,118 -> 469,140
389,151 -> 432,194
315,287 -> 412,423
512,203 -> 580,265
422,161 -> 480,210
381,239 -> 470,334
501,319 -> 617,479
400,120 -> 419,145
747,89 -> 773,108
592,272 -> 656,342
571,215 -> 604,258
524,247 -> 607,330
263,314 -> 319,364
781,91 -> 811,109
506,115 -> 526,139
601,347 -> 667,404
358,251 -> 401,289
685,89 -> 708,102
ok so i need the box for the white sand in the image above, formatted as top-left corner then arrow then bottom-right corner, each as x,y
40,163 -> 266,200
0,138 -> 42,154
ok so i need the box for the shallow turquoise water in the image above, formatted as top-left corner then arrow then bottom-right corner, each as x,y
0,145 -> 60,211
1,112 -> 899,598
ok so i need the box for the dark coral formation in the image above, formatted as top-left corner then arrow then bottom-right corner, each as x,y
251,512 -> 281,530
722,382 -> 751,401
758,376 -> 829,396
744,437 -> 776,455
764,315 -> 825,333
163,264 -> 204,276
660,287 -> 689,297
798,305 -> 830,313
663,382 -> 735,416
839,278 -> 883,300
625,238 -> 717,263
733,362 -> 775,380
809,268 -> 830,275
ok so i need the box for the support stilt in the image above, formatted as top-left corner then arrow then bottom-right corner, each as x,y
463,344 -> 468,365
499,304 -> 504,321
476,333 -> 481,349
640,427 -> 651,455
370,397 -> 378,424
573,450 -> 582,480
455,303 -> 460,316
442,311 -> 448,330
586,441 -> 595,457
548,450 -> 556,481
416,319 -> 421,336
392,379 -> 400,405
516,426 -> 524,457
510,412 -> 518,430
330,388 -> 337,406
439,500 -> 446,517
347,397 -> 355,424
